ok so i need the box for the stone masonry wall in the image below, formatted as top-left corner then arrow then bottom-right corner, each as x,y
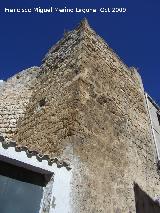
0,20 -> 160,212
69,22 -> 160,212
0,67 -> 40,142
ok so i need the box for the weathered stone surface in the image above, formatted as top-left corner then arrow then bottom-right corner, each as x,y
0,19 -> 160,212
0,67 -> 40,141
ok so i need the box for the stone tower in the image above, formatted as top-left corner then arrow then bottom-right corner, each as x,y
0,19 -> 160,212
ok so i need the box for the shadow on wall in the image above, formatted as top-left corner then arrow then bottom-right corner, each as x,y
134,182 -> 160,213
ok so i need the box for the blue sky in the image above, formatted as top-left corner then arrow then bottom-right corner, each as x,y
0,0 -> 159,103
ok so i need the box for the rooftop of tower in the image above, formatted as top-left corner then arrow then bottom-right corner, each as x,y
42,18 -> 132,73
1,18 -> 136,83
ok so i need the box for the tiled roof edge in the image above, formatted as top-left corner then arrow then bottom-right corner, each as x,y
0,138 -> 71,171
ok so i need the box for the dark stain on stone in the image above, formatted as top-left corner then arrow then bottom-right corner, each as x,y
0,135 -> 4,142
96,95 -> 110,105
39,98 -> 46,107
